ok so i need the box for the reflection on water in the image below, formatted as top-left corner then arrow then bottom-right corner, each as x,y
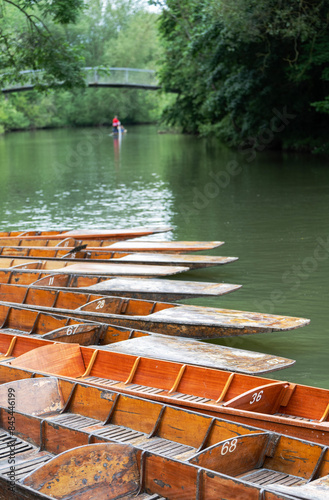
0,125 -> 328,388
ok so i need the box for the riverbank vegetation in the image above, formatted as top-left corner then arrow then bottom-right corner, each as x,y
155,0 -> 329,152
1,0 -> 329,152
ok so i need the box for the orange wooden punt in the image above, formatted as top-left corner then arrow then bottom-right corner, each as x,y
0,270 -> 242,301
0,376 -> 328,499
0,340 -> 327,445
0,309 -> 295,374
0,236 -> 224,252
0,244 -> 238,269
0,257 -> 189,278
0,225 -> 171,240
0,282 -> 310,339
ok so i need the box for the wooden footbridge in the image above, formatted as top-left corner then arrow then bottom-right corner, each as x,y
1,67 -> 161,93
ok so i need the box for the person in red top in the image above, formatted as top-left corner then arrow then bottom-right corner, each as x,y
112,115 -> 120,134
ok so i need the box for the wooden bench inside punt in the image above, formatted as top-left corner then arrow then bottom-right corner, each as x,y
4,342 -> 329,444
1,378 -> 329,499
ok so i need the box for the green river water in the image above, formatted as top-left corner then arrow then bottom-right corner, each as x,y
0,125 -> 328,388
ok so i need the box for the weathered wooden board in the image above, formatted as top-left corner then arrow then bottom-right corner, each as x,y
116,252 -> 237,268
73,301 -> 310,338
104,239 -> 225,253
103,334 -> 295,374
81,278 -> 242,300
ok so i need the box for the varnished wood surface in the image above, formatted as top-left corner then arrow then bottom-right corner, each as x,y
2,341 -> 329,444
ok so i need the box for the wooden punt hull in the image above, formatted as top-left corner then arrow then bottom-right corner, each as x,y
0,245 -> 239,269
0,267 -> 243,296
0,237 -> 225,252
2,341 -> 329,445
0,376 -> 327,499
0,309 -> 295,374
0,283 -> 310,339
34,275 -> 242,301
0,225 -> 172,240
0,257 -> 189,278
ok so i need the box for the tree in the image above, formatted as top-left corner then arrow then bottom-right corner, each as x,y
155,0 -> 329,151
0,0 -> 85,89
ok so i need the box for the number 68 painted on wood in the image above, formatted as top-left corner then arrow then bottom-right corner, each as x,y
221,438 -> 237,455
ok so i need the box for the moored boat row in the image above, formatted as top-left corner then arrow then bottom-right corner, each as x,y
0,225 -> 321,499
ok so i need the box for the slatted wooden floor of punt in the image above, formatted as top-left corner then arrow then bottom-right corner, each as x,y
238,468 -> 306,487
0,431 -> 52,480
84,376 -> 214,404
49,412 -> 196,460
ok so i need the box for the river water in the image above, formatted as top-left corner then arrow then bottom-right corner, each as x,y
0,125 -> 328,388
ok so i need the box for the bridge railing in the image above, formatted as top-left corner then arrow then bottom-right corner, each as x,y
1,67 -> 159,92
84,67 -> 158,87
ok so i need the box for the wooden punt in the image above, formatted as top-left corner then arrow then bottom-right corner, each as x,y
0,271 -> 243,301
0,309 -> 295,373
0,268 -> 243,298
0,282 -> 309,338
1,341 -> 329,444
0,257 -> 189,278
0,237 -> 224,252
0,225 -> 172,240
0,377 -> 328,499
0,245 -> 239,270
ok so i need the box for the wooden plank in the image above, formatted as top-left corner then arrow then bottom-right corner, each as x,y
104,335 -> 295,374
81,278 -> 242,300
104,240 -> 225,253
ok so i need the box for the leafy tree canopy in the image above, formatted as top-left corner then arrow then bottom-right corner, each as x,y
153,0 -> 329,151
0,0 -> 85,89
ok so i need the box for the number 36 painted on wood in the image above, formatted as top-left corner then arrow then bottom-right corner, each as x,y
250,390 -> 263,404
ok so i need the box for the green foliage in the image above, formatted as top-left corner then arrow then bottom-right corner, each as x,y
0,1 -> 164,132
0,0 -> 86,89
155,0 -> 329,151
